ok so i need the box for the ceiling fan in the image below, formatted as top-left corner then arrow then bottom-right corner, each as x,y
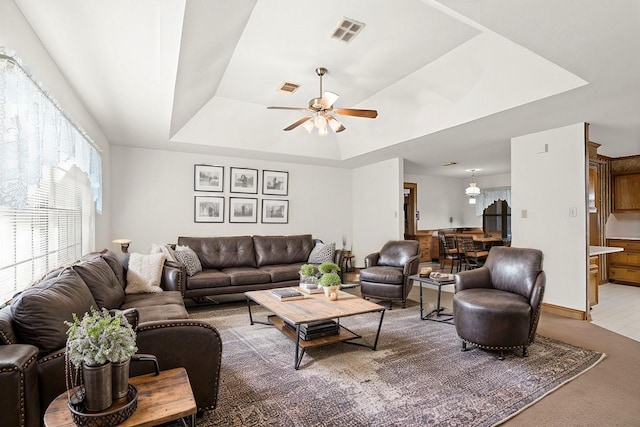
268,67 -> 378,135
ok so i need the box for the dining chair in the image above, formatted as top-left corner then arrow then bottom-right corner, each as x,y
440,235 -> 461,273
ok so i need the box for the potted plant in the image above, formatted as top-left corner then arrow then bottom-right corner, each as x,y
65,308 -> 138,410
317,262 -> 341,298
299,264 -> 317,286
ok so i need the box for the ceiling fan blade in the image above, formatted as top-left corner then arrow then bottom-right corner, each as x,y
319,91 -> 339,108
268,106 -> 308,111
327,115 -> 346,133
283,116 -> 312,131
334,108 -> 378,119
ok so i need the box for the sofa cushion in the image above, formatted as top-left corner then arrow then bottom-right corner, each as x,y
185,270 -> 231,290
360,266 -> 404,285
125,253 -> 166,294
100,250 -> 127,288
308,241 -> 335,264
173,247 -> 203,276
260,264 -> 304,283
178,236 -> 257,269
120,291 -> 187,323
11,268 -> 97,353
72,256 -> 125,309
253,234 -> 314,267
221,267 -> 271,286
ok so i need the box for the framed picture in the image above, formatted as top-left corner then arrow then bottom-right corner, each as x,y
194,196 -> 224,223
194,164 -> 223,192
230,167 -> 258,194
262,199 -> 289,224
262,170 -> 288,196
229,197 -> 258,223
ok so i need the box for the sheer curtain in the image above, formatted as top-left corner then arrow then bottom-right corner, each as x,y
475,188 -> 511,216
0,48 -> 101,303
0,48 -> 102,212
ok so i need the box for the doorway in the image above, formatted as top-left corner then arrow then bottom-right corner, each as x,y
404,182 -> 417,239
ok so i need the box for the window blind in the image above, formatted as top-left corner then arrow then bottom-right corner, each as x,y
0,165 -> 94,303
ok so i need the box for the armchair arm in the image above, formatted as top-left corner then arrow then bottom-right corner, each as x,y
403,254 -> 421,276
160,260 -> 185,295
364,253 -> 380,268
0,344 -> 40,427
455,267 -> 492,292
527,271 -> 546,343
132,319 -> 222,412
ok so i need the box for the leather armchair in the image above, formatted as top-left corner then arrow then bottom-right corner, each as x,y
453,247 -> 546,360
359,240 -> 420,309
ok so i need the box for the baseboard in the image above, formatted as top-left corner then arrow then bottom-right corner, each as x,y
541,303 -> 587,320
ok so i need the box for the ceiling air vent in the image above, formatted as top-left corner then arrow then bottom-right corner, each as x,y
277,81 -> 300,94
330,17 -> 365,43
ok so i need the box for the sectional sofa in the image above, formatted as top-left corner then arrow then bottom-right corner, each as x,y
0,250 -> 222,427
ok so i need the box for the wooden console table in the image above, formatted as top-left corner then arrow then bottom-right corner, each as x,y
44,367 -> 196,427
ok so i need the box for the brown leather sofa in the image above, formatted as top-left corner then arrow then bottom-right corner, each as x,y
453,246 -> 546,360
0,250 -> 222,427
359,240 -> 421,308
176,234 -> 341,301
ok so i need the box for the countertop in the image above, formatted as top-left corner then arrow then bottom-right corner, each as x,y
590,246 -> 624,256
607,236 -> 640,241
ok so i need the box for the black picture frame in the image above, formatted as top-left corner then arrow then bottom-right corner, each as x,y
262,199 -> 289,224
230,167 -> 258,194
194,164 -> 224,192
194,196 -> 224,223
262,170 -> 288,196
229,197 -> 258,223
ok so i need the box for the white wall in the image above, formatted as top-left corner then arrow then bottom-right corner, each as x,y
0,2 -> 112,248
405,172 -> 511,230
511,123 -> 587,312
352,158 -> 403,262
110,146 -> 352,255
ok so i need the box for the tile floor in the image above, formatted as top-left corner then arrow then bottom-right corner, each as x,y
590,282 -> 640,342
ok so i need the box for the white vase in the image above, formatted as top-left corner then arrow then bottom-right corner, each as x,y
323,285 -> 340,299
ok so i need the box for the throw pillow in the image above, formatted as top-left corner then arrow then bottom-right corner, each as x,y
308,241 -> 336,264
150,243 -> 177,262
173,246 -> 203,276
11,268 -> 97,352
125,252 -> 166,294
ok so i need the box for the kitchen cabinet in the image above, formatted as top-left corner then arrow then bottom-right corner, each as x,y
607,239 -> 640,286
589,256 -> 599,308
612,171 -> 640,212
415,231 -> 432,263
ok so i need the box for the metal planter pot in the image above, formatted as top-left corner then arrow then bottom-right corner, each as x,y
111,358 -> 130,399
82,362 -> 112,411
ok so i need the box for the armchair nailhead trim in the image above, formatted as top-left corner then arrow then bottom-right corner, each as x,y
459,337 -> 526,351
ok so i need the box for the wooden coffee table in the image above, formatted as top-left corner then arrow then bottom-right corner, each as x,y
245,288 -> 385,369
43,367 -> 196,427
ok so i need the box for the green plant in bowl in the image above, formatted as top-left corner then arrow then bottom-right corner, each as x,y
318,262 -> 340,275
299,264 -> 316,277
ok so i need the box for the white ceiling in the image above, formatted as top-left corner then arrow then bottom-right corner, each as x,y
14,0 -> 640,178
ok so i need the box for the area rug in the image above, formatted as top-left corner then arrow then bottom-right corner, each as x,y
189,300 -> 605,427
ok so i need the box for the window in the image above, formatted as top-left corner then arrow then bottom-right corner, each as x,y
483,200 -> 511,239
0,49 -> 101,304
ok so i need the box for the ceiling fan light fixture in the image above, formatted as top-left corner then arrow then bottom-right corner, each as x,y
328,117 -> 342,132
318,126 -> 328,136
302,120 -> 314,133
314,114 -> 327,128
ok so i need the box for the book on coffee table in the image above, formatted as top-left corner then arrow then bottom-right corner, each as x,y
271,288 -> 305,301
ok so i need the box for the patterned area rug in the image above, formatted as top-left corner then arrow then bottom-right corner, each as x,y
189,301 -> 604,427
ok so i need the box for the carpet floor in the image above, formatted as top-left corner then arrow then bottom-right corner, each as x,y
189,300 -> 604,427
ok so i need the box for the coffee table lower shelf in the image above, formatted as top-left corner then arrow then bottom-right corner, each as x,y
268,315 -> 358,348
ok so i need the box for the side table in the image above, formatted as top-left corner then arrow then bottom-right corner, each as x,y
44,367 -> 196,427
409,274 -> 455,324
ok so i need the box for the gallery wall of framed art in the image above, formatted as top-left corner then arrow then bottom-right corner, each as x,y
192,164 -> 289,224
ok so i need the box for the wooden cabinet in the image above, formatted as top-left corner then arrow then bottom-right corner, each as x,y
589,256 -> 599,308
415,231 -> 432,263
612,171 -> 640,212
607,239 -> 640,286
